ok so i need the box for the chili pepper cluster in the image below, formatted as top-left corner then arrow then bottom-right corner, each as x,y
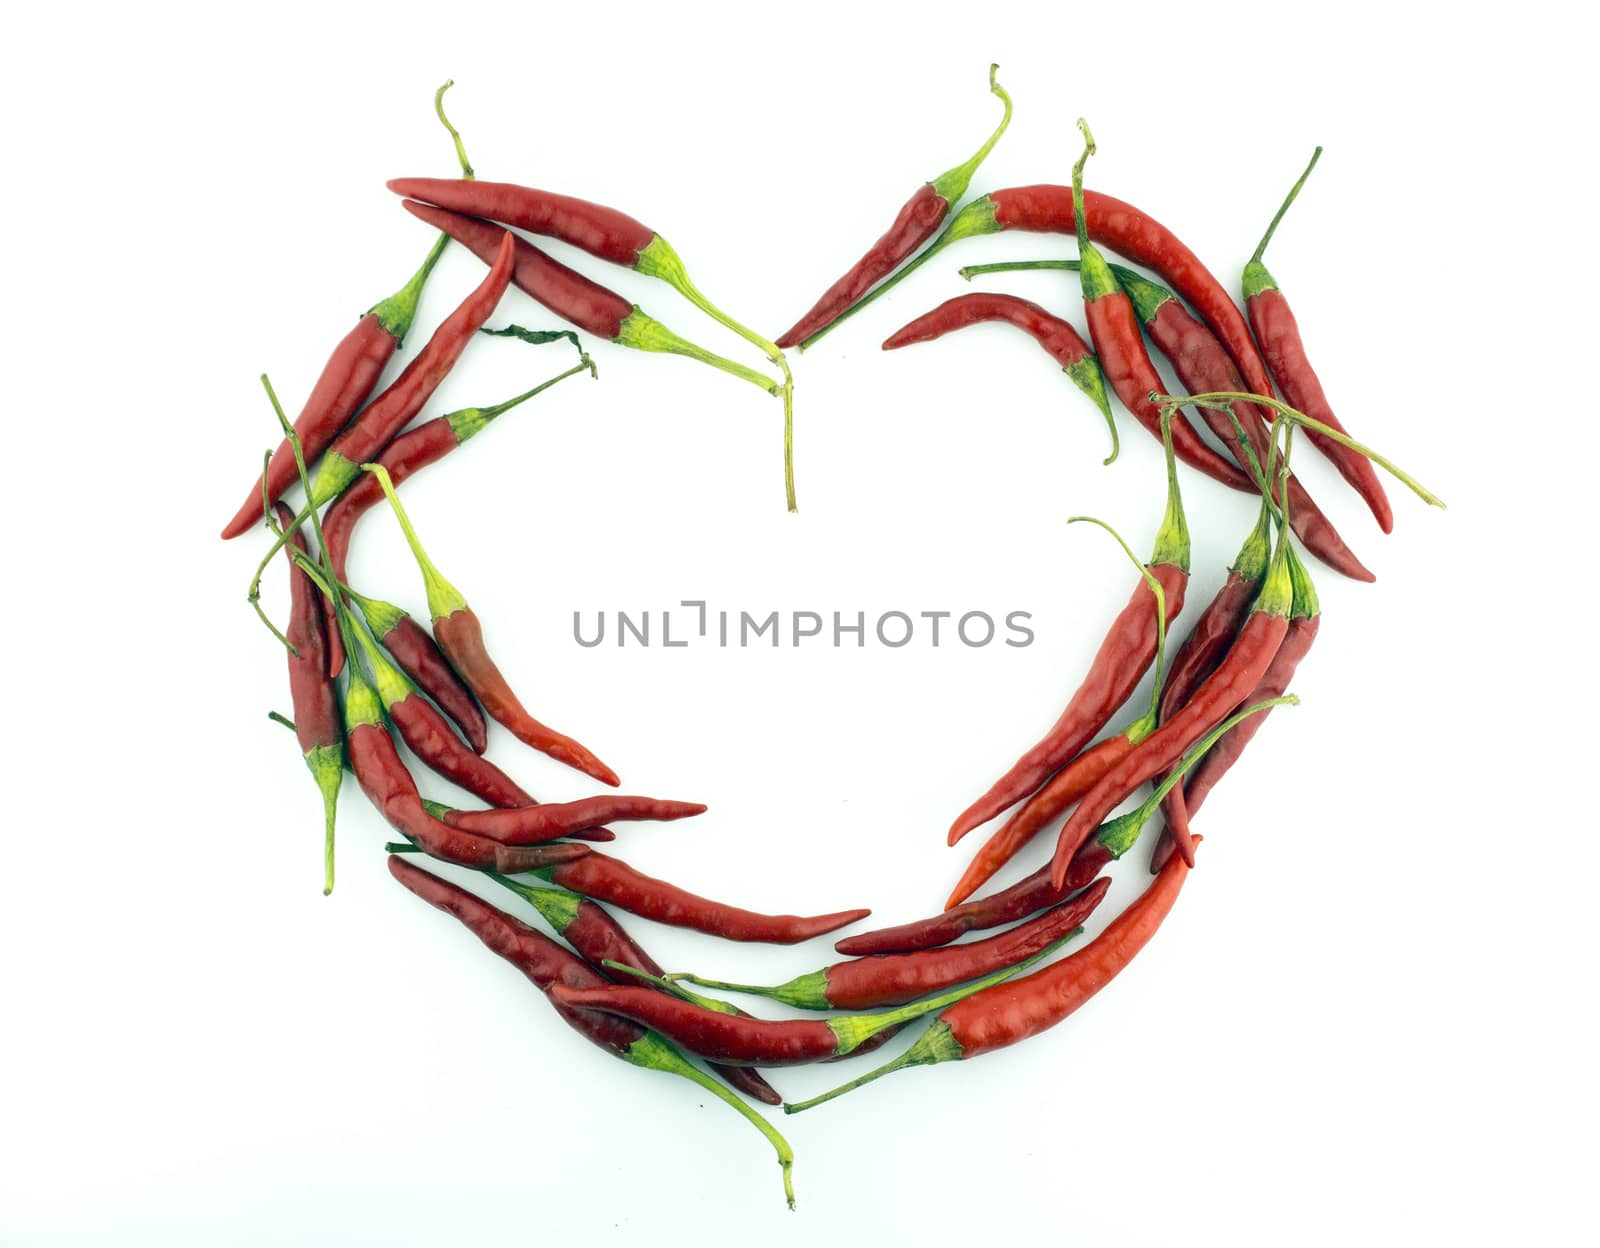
232,77 -> 1441,1210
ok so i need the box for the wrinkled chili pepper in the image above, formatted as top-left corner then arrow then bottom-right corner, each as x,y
483,871 -> 780,1106
388,175 -> 799,510
548,936 -> 1067,1067
786,842 -> 1196,1113
1245,148 -> 1392,532
220,236 -> 447,540
672,877 -> 1109,1012
443,794 -> 707,845
946,410 -> 1191,844
882,291 -> 1116,459
387,855 -> 797,1208
775,65 -> 1012,349
364,462 -> 619,786
273,503 -> 343,894
960,257 -> 1371,583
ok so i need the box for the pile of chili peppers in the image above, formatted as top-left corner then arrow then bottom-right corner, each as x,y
233,78 -> 1442,1209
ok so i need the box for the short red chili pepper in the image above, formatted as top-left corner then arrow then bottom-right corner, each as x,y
402,200 -> 781,395
673,876 -> 1110,1012
220,235 -> 447,540
274,503 -> 343,895
775,65 -> 1012,349
548,936 -> 1064,1067
785,843 -> 1195,1113
365,463 -> 620,786
946,412 -> 1191,844
1049,520 -> 1296,888
387,854 -> 797,1207
443,795 -> 706,845
485,872 -> 781,1106
1245,148 -> 1392,532
882,291 -> 1116,459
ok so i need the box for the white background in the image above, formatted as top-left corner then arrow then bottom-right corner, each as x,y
5,3 -> 1594,1244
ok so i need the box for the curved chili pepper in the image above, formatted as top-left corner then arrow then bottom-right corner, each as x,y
785,845 -> 1194,1112
774,65 -> 1011,349
346,592 -> 487,754
388,176 -> 799,510
402,200 -> 780,394
220,236 -> 447,540
1151,543 -> 1321,872
675,877 -> 1109,1012
1245,149 -> 1392,532
364,463 -> 619,786
548,937 -> 1063,1067
444,795 -> 706,845
483,873 -> 780,1106
387,855 -> 797,1208
1067,121 -> 1251,494
882,292 -> 1114,457
946,411 -> 1191,844
504,847 -> 869,944
1048,521 -> 1296,888
961,258 -> 1371,583
275,504 -> 342,894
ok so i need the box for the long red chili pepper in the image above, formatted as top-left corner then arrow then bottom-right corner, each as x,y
443,795 -> 707,845
1246,152 -> 1392,530
946,412 -> 1191,844
483,873 -> 780,1106
220,235 -> 447,540
774,65 -> 1012,349
274,503 -> 343,894
1048,517 -> 1296,888
388,176 -> 799,510
882,291 -> 1116,459
785,844 -> 1195,1112
547,936 -> 1068,1067
387,855 -> 797,1208
671,877 -> 1110,1012
960,257 -> 1372,583
365,463 -> 620,786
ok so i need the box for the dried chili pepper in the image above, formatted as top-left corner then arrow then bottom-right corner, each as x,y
402,200 -> 780,395
960,258 -> 1371,582
882,291 -> 1116,459
787,841 -> 1196,1112
483,872 -> 780,1106
548,936 -> 1068,1067
443,795 -> 706,845
1246,149 -> 1391,532
387,855 -> 797,1208
946,410 -> 1191,844
364,463 -> 619,786
672,877 -> 1110,1012
273,503 -> 342,894
220,235 -> 447,539
388,176 -> 799,509
774,65 -> 1012,349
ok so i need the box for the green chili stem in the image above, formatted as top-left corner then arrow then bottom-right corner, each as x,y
1251,147 -> 1321,265
434,80 -> 474,179
268,711 -> 297,732
362,462 -> 470,618
1138,695 -> 1299,817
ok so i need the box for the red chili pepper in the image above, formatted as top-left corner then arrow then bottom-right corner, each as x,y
1245,149 -> 1392,531
960,257 -> 1371,583
443,795 -> 706,845
548,935 -> 1064,1067
946,413 -> 1191,844
774,65 -> 1012,349
220,236 -> 447,540
785,844 -> 1194,1113
345,593 -> 487,754
1048,521 -> 1296,888
388,176 -> 799,509
364,463 -> 620,786
387,854 -> 797,1207
485,873 -> 780,1106
882,292 -> 1115,458
402,200 -> 781,395
673,877 -> 1110,1012
274,503 -> 343,894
